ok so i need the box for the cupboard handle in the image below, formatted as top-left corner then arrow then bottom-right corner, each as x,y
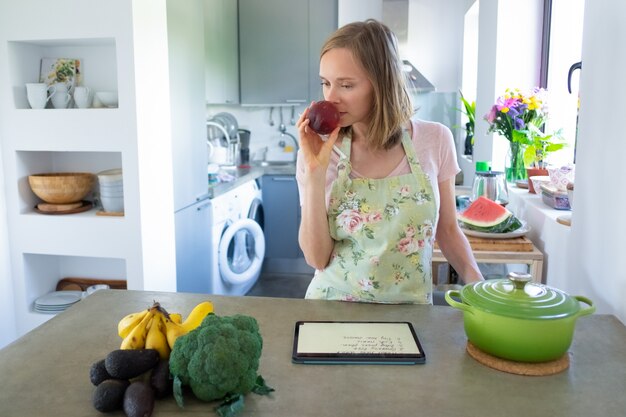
196,202 -> 211,211
196,192 -> 211,201
271,177 -> 295,182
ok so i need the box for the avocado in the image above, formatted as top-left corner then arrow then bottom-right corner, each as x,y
105,349 -> 159,379
89,358 -> 111,386
123,381 -> 155,417
92,379 -> 130,412
150,359 -> 171,398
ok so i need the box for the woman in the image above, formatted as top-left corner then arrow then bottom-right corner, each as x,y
296,19 -> 483,304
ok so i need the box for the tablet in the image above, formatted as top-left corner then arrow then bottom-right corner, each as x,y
292,321 -> 425,365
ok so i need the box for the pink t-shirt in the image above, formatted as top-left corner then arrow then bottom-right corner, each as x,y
296,119 -> 460,215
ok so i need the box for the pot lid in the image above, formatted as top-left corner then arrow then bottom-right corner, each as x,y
460,272 -> 582,319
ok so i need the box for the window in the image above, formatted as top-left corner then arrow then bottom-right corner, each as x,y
543,0 -> 585,166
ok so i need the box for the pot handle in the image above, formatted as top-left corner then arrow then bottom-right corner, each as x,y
444,290 -> 473,314
574,295 -> 596,317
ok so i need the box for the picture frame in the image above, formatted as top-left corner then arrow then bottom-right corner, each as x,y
39,58 -> 82,89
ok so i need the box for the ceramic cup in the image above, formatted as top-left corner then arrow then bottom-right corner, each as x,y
26,83 -> 55,109
73,86 -> 91,109
50,82 -> 72,109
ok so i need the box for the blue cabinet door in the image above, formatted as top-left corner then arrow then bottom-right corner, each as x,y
174,199 -> 213,293
261,175 -> 303,259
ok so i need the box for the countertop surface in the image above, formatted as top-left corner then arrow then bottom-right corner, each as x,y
1,290 -> 625,417
208,163 -> 296,199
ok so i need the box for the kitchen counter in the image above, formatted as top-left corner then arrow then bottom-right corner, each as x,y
208,163 -> 296,198
1,290 -> 625,417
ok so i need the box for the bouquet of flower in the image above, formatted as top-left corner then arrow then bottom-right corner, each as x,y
485,88 -> 565,178
485,87 -> 547,139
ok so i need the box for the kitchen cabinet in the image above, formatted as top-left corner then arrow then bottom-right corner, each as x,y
203,0 -> 239,104
238,0 -> 337,105
174,198 -> 213,293
0,0 -> 190,336
169,0 -> 210,210
261,174 -> 303,258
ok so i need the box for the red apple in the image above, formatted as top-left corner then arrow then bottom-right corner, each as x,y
307,101 -> 340,135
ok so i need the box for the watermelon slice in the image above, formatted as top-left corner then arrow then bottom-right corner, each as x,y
458,196 -> 523,233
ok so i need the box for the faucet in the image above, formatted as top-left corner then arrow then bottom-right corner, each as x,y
206,121 -> 231,147
207,120 -> 240,166
277,116 -> 299,153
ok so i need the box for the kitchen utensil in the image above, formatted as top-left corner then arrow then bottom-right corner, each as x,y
238,129 -> 251,149
50,82 -> 72,109
34,200 -> 93,215
540,183 -> 571,210
269,106 -> 275,126
278,107 -> 286,132
214,112 -> 239,139
445,272 -> 595,362
290,106 -> 296,125
207,120 -> 230,146
28,172 -> 95,204
97,168 -> 122,184
94,91 -> 118,108
26,82 -> 55,109
73,86 -> 91,108
471,170 -> 508,205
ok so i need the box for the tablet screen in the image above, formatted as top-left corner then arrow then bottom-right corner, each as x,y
292,321 -> 425,364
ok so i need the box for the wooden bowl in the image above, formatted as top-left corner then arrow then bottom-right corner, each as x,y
28,172 -> 95,204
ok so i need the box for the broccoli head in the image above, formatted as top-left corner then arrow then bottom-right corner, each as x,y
169,313 -> 263,402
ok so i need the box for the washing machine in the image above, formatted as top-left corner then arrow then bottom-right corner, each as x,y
210,180 -> 265,295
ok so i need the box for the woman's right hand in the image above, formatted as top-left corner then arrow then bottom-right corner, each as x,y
297,104 -> 340,174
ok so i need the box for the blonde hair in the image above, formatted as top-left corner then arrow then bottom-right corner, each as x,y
320,19 -> 413,150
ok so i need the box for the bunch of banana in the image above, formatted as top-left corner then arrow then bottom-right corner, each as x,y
117,301 -> 213,359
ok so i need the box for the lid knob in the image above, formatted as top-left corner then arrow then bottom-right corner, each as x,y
507,272 -> 532,290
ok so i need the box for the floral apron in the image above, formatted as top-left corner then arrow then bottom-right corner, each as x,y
305,130 -> 437,304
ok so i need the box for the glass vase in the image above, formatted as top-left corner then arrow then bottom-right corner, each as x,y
505,141 -> 527,182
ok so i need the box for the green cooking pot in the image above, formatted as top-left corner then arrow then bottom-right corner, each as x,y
445,272 -> 595,362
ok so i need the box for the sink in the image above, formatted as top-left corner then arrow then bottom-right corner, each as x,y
258,161 -> 295,167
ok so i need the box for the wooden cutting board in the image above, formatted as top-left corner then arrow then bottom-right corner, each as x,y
436,236 -> 534,252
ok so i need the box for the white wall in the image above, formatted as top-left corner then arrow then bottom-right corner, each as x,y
564,0 -> 626,324
407,0 -> 472,93
338,0 -> 382,26
0,147 -> 17,349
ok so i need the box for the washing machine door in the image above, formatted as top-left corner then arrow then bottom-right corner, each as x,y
218,218 -> 265,286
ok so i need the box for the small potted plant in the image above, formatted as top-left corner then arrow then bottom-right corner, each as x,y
514,125 -> 566,192
457,91 -> 476,156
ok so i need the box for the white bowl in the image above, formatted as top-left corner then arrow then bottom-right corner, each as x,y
97,168 -> 123,184
100,190 -> 124,198
101,195 -> 124,212
95,91 -> 118,108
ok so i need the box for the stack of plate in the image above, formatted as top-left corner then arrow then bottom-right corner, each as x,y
34,291 -> 83,314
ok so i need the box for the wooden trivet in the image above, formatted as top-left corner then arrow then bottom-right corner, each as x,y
96,210 -> 124,216
556,215 -> 572,227
436,236 -> 534,252
34,200 -> 93,215
466,341 -> 569,376
56,277 -> 127,291
37,201 -> 83,212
